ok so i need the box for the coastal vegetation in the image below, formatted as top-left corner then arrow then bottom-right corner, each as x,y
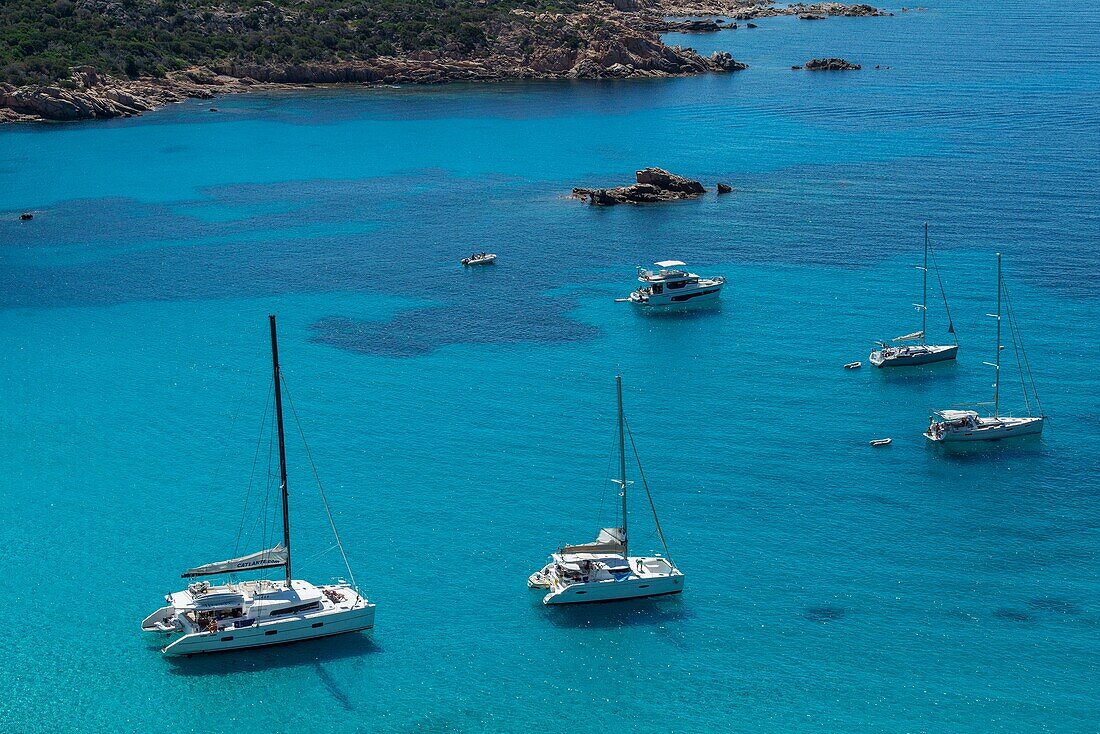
0,0 -> 882,121
0,0 -> 589,86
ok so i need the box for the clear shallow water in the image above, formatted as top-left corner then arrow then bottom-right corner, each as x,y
1,0 -> 1098,731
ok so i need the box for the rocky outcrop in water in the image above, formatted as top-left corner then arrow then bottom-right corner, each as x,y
572,167 -> 707,205
803,57 -> 862,70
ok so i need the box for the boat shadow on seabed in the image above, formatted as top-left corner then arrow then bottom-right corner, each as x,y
535,594 -> 689,630
926,431 -> 1048,461
161,632 -> 381,676
630,302 -> 723,319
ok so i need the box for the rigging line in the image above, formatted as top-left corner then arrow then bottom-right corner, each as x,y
595,423 -> 618,529
1001,278 -> 1044,416
623,416 -> 673,565
208,356 -> 261,518
234,376 -> 273,556
926,239 -> 957,340
280,374 -> 359,592
246,403 -> 276,555
298,543 -> 341,566
1002,279 -> 1031,415
260,455 -> 276,588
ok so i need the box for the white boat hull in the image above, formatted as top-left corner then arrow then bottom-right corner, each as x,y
155,603 -> 375,656
461,255 -> 496,266
869,343 -> 957,367
543,571 -> 684,605
630,285 -> 722,308
925,415 -> 1044,443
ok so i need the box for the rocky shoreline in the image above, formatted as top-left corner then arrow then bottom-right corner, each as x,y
654,1 -> 887,21
1,0 -> 883,124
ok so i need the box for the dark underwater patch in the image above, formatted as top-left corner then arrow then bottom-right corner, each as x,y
1027,597 -> 1081,615
993,608 -> 1033,623
804,605 -> 845,623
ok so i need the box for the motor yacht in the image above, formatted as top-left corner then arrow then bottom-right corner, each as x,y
628,260 -> 724,308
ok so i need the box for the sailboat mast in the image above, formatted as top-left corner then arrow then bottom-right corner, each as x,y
921,223 -> 928,344
994,254 -> 1002,418
617,375 -> 628,556
269,314 -> 292,585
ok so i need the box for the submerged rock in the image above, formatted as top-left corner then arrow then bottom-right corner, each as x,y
573,167 -> 707,205
804,57 -> 862,70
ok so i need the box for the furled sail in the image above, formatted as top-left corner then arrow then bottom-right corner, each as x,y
893,330 -> 924,342
181,545 -> 288,578
561,527 -> 626,555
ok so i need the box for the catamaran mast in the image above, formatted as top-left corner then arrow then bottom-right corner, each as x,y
269,314 -> 292,585
921,223 -> 929,345
994,254 -> 1002,418
617,375 -> 628,556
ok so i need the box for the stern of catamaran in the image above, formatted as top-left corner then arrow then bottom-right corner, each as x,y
141,605 -> 179,633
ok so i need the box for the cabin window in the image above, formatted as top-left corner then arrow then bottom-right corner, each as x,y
221,636 -> 234,642
269,601 -> 322,617
265,630 -> 278,636
667,280 -> 687,289
312,622 -> 324,629
652,284 -> 663,294
639,585 -> 650,589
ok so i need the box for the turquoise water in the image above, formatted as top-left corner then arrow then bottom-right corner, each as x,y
2,0 -> 1098,731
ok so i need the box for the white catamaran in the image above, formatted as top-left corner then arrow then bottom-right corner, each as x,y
528,376 -> 684,604
926,254 -> 1045,443
142,315 -> 375,655
870,224 -> 959,367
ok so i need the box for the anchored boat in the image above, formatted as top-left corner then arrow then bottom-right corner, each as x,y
926,254 -> 1045,443
870,224 -> 959,367
628,261 -> 724,308
461,252 -> 496,266
528,376 -> 683,605
141,315 -> 375,655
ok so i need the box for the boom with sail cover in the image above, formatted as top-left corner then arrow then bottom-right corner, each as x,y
181,545 -> 288,578
893,330 -> 924,342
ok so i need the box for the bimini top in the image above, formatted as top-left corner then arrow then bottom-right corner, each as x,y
653,260 -> 686,268
934,409 -> 979,420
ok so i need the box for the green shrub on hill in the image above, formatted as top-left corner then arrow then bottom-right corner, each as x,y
0,0 -> 584,85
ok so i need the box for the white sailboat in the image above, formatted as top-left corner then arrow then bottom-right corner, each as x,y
926,254 -> 1045,443
528,376 -> 684,604
142,315 -> 375,655
870,224 -> 959,367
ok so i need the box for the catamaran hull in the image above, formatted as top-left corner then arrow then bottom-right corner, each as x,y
925,416 -> 1044,443
869,344 -> 958,367
543,574 -> 684,605
158,605 -> 376,656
